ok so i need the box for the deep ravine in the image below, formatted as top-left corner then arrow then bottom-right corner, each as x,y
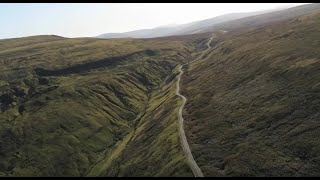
176,34 -> 215,177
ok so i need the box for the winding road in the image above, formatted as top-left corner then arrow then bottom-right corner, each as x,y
176,34 -> 215,177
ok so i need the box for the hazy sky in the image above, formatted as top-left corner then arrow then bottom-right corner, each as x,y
0,3 -> 309,39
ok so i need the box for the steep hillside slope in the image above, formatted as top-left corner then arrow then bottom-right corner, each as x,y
180,9 -> 320,176
1,4 -> 320,177
0,35 -> 210,176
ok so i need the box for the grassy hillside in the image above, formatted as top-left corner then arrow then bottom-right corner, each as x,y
88,66 -> 192,176
1,5 -> 319,177
0,34 -> 208,176
181,10 -> 320,176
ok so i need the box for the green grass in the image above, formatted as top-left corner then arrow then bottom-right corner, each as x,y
180,10 -> 320,176
93,67 -> 193,177
2,8 -> 318,177
0,33 -> 203,176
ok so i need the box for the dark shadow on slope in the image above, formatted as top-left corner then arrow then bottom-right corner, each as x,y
34,49 -> 157,77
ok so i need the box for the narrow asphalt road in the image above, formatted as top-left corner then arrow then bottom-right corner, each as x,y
176,34 -> 215,177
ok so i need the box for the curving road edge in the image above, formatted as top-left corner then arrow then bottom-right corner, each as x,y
176,34 -> 215,177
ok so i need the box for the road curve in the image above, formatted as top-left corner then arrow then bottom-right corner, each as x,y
176,34 -> 215,177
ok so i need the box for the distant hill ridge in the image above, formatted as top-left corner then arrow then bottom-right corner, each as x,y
97,4 -> 318,39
